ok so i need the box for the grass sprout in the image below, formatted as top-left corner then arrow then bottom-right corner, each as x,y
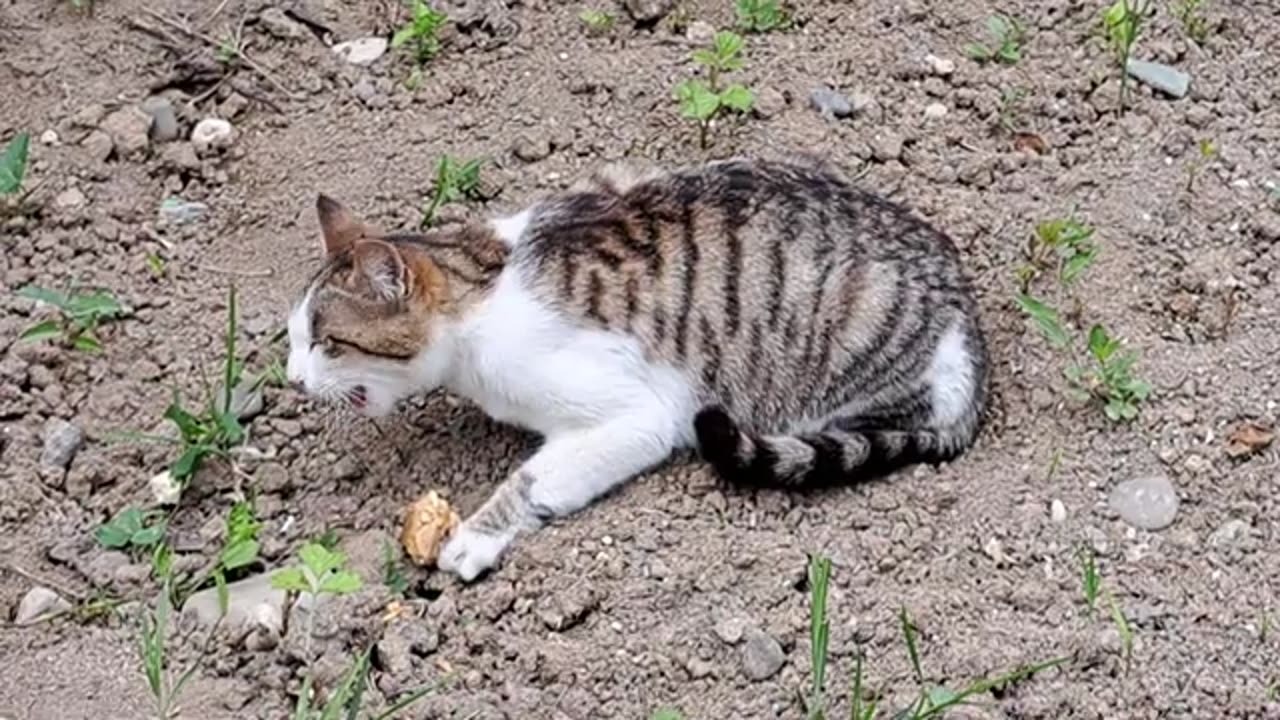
421,155 -> 482,228
17,285 -> 125,352
965,14 -> 1025,64
391,0 -> 449,64
736,0 -> 789,33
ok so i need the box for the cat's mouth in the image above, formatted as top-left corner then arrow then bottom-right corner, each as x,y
348,385 -> 368,411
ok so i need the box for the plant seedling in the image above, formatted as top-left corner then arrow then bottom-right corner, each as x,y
273,541 -> 363,655
674,31 -> 754,149
1102,0 -> 1150,113
1173,0 -> 1210,44
996,87 -> 1027,135
1,132 -> 31,195
1067,324 -> 1152,422
292,646 -> 436,720
1106,590 -> 1134,666
736,0 -> 789,33
1185,138 -> 1218,193
965,14 -> 1025,64
382,539 -> 410,596
421,155 -> 482,228
139,580 -> 203,719
392,0 -> 449,65
1078,547 -> 1101,613
95,507 -> 167,553
807,555 -> 832,717
161,285 -> 246,484
578,8 -> 615,35
1023,216 -> 1099,289
17,285 -> 125,352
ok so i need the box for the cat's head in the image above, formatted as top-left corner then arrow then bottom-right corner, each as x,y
285,195 -> 455,417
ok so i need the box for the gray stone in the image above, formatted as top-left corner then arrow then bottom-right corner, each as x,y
191,117 -> 234,155
684,20 -> 716,43
158,197 -> 209,225
332,37 -> 388,66
622,0 -> 676,22
14,586 -> 72,625
100,106 -> 152,157
352,78 -> 385,109
53,187 -> 88,210
219,92 -> 250,119
159,143 -> 201,173
213,378 -> 265,421
1207,519 -> 1251,548
1108,474 -> 1179,530
182,573 -> 288,631
376,620 -> 440,678
923,102 -> 949,120
809,86 -> 852,118
141,96 -> 180,143
740,627 -> 785,680
870,133 -> 905,162
1126,60 -> 1191,99
40,417 -> 84,468
713,616 -> 748,644
753,87 -> 786,119
259,8 -> 305,39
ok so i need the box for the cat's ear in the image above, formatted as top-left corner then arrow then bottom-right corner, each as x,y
316,194 -> 368,258
351,240 -> 410,301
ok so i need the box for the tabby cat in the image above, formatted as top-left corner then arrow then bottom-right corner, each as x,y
286,158 -> 989,581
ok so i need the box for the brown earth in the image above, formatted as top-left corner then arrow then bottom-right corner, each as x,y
2,0 -> 1280,718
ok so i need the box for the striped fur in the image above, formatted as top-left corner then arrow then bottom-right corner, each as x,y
286,158 -> 989,580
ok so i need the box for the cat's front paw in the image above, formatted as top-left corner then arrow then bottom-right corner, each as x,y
438,524 -> 513,582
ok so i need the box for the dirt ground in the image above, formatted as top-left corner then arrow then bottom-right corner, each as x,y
3,0 -> 1280,718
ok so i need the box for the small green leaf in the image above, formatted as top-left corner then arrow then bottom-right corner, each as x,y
720,84 -> 755,112
215,569 -> 230,617
17,285 -> 68,308
713,31 -> 744,59
131,523 -> 166,548
964,43 -> 993,60
151,542 -> 173,580
94,523 -> 134,549
390,25 -> 417,48
72,334 -> 102,353
675,80 -> 720,120
299,542 -> 344,577
1015,294 -> 1072,349
220,538 -> 260,570
690,49 -> 718,68
319,570 -> 363,595
0,132 -> 30,195
19,320 -> 62,343
271,567 -> 310,592
171,444 -> 206,481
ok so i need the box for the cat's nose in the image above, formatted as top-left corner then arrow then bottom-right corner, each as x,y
288,379 -> 306,393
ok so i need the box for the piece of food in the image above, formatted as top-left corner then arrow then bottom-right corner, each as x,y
400,491 -> 460,565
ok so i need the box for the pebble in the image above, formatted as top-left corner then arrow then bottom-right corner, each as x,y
100,106 -> 152,157
352,78 -> 386,109
158,197 -> 209,225
219,92 -> 250,119
149,470 -> 181,506
80,130 -> 114,162
182,573 -> 288,631
54,187 -> 88,210
740,627 -> 785,680
809,86 -> 853,119
685,20 -> 716,43
923,102 -> 949,120
1207,519 -> 1250,548
14,586 -> 72,625
925,54 -> 956,76
39,129 -> 59,145
622,0 -> 676,21
1126,60 -> 1191,99
1050,499 -> 1067,523
753,87 -> 786,119
713,616 -> 748,644
259,7 -> 305,39
159,143 -> 201,173
40,417 -> 84,469
332,37 -> 388,66
513,133 -> 553,162
191,118 -> 235,155
1108,474 -> 1179,530
870,133 -> 904,162
141,96 -> 180,143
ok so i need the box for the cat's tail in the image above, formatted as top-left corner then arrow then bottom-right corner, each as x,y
693,406 -> 967,488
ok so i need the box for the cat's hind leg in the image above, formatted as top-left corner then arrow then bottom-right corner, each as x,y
438,412 -> 676,581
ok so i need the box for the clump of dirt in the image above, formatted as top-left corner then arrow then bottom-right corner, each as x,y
2,0 -> 1279,718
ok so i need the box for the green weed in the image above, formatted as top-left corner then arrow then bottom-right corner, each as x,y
292,646 -> 436,720
95,507 -> 167,554
1185,138 -> 1217,193
1077,547 -> 1100,613
996,87 -> 1027,134
17,285 -> 125,353
578,8 -> 616,35
736,0 -> 789,33
160,285 -> 246,484
965,14 -> 1025,64
392,0 -> 449,65
382,539 -> 410,596
1102,0 -> 1151,113
807,555 -> 832,717
273,541 -> 363,655
1018,216 -> 1099,291
421,155 -> 482,228
674,31 -> 754,149
1106,590 -> 1134,667
1173,0 -> 1210,44
138,580 -> 205,719
1,131 -> 31,195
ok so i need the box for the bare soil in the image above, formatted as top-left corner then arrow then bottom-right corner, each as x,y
3,0 -> 1280,718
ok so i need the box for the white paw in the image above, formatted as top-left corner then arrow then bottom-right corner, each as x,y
438,524 -> 513,582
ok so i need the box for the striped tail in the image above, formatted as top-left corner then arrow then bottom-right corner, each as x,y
693,406 -> 961,489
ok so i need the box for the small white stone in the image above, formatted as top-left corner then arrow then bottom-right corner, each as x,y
191,118 -> 235,155
925,54 -> 956,76
149,470 -> 182,506
331,37 -> 388,66
1050,499 -> 1067,523
54,187 -> 87,209
685,20 -> 716,43
40,129 -> 60,145
15,586 -> 72,625
923,102 -> 948,120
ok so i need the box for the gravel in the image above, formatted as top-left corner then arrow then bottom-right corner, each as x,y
40,417 -> 83,469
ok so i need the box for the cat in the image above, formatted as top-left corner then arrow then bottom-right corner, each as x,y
285,157 -> 989,582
